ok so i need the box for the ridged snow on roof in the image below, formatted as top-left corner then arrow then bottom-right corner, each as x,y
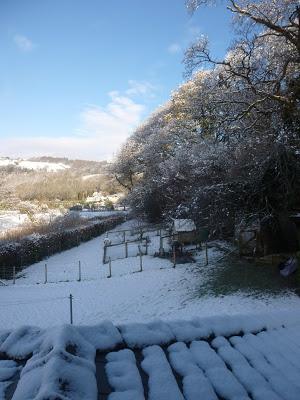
173,219 -> 196,232
1,311 -> 300,400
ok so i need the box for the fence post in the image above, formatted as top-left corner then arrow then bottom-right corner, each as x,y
145,239 -> 148,256
13,266 -> 16,284
44,264 -> 48,284
159,236 -> 164,256
173,247 -> 176,268
108,257 -> 112,278
123,231 -> 126,243
138,246 -> 143,272
205,242 -> 208,266
78,260 -> 81,282
125,241 -> 128,258
103,245 -> 107,264
69,294 -> 73,325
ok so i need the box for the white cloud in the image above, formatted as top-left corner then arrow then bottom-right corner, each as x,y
78,90 -> 145,139
1,136 -> 117,161
167,43 -> 181,54
1,89 -> 146,160
14,34 -> 35,52
125,80 -> 157,97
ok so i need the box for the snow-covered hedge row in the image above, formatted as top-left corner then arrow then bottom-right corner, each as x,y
0,215 -> 125,277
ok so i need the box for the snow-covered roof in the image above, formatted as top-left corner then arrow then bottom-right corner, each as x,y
173,218 -> 196,232
1,311 -> 300,399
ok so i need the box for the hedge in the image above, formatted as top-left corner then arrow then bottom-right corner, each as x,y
0,215 -> 125,279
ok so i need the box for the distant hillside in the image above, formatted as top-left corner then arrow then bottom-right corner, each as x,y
28,156 -> 108,172
0,157 -> 70,172
0,156 -> 122,207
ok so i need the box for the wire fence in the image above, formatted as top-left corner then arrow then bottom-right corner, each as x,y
0,261 -> 97,286
103,226 -> 170,264
105,224 -> 166,244
0,293 -> 74,324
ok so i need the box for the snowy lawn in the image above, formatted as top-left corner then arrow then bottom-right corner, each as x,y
0,212 -> 29,233
1,220 -> 300,330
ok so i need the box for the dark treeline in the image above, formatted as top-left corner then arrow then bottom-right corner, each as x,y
113,0 -> 300,236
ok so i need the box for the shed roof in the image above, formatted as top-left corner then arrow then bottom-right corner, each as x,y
173,218 -> 196,232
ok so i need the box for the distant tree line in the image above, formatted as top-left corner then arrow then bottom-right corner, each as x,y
113,0 -> 300,236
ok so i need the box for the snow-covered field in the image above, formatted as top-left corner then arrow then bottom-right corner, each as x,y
0,209 -> 122,235
0,157 -> 69,171
0,209 -> 65,235
78,210 -> 126,219
0,211 -> 29,232
1,220 -> 300,330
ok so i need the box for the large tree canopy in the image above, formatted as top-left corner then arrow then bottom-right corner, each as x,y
113,0 -> 300,234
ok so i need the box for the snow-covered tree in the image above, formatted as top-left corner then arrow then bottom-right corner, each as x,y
113,0 -> 300,234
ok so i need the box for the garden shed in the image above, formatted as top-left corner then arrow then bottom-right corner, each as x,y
237,214 -> 300,257
172,218 -> 197,244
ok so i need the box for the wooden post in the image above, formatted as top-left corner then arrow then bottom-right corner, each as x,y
44,263 -> 48,284
103,245 -> 107,264
13,266 -> 16,284
145,239 -> 148,256
69,294 -> 73,325
205,242 -> 208,266
138,246 -> 143,272
173,247 -> 176,268
78,261 -> 81,282
159,236 -> 164,256
125,241 -> 128,258
123,231 -> 126,243
108,257 -> 112,278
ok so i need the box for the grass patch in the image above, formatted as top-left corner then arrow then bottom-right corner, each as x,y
195,255 -> 299,298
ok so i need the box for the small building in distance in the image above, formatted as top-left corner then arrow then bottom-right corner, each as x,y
172,218 -> 197,244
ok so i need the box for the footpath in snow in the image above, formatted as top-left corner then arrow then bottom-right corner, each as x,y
0,220 -> 300,329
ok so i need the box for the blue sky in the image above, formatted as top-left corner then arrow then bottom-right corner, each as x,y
0,0 -> 232,160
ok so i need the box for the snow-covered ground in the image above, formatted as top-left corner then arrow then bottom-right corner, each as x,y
0,211 -> 29,232
0,157 -> 69,171
1,219 -> 300,330
78,210 -> 126,219
0,209 -> 65,235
